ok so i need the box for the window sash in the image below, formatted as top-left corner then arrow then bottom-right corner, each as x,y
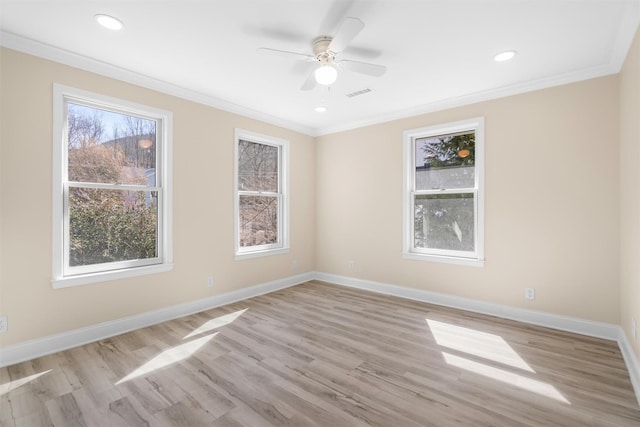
410,189 -> 478,259
237,192 -> 283,252
63,183 -> 164,276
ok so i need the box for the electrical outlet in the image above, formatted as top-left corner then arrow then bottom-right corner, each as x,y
525,288 -> 535,300
348,260 -> 355,270
633,318 -> 637,339
292,260 -> 297,269
0,315 -> 7,333
206,277 -> 214,289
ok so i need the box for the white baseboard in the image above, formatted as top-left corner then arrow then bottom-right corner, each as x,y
314,271 -> 640,406
3,270 -> 639,407
0,272 -> 313,368
315,272 -> 620,339
618,328 -> 640,407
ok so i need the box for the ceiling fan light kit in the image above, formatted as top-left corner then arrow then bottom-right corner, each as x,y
315,64 -> 338,85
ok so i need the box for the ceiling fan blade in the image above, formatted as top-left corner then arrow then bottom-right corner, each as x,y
257,47 -> 314,61
328,17 -> 364,53
300,69 -> 318,91
337,59 -> 387,77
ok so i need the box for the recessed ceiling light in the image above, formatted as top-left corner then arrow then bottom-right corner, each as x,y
494,50 -> 517,62
315,106 -> 328,113
94,14 -> 124,31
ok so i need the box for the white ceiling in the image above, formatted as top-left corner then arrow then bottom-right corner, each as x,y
1,0 -> 639,136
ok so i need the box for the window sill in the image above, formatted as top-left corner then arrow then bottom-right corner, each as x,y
403,252 -> 484,267
235,247 -> 289,261
52,263 -> 174,289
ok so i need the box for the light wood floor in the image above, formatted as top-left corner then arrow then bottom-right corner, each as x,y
1,281 -> 639,426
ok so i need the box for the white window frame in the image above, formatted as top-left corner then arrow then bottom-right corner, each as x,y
52,84 -> 173,288
234,129 -> 289,260
402,117 -> 484,267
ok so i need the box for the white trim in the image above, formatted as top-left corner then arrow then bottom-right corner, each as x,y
3,0 -> 638,140
317,65 -> 619,136
402,252 -> 484,267
314,272 -> 619,339
317,0 -> 638,138
0,31 -> 315,137
2,269 -> 639,406
52,263 -> 174,289
0,272 -> 314,368
619,328 -> 640,407
235,248 -> 290,261
314,271 -> 639,405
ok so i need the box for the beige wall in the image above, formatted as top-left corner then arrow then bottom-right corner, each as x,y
0,48 -> 316,347
316,76 -> 620,324
620,27 -> 640,360
0,40 -> 635,356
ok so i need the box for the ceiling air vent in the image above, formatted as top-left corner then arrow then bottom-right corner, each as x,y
346,88 -> 372,98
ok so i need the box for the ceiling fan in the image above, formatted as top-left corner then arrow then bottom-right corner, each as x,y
258,17 -> 387,90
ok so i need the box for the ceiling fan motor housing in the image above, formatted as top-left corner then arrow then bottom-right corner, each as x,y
313,36 -> 335,64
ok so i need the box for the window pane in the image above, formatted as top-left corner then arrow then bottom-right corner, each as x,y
414,193 -> 474,252
67,103 -> 156,186
415,131 -> 475,190
69,187 -> 158,267
239,195 -> 278,247
238,140 -> 278,192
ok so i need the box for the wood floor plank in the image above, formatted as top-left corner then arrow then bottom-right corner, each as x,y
2,281 -> 639,426
44,392 -> 87,426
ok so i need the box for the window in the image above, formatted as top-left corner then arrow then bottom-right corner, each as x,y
53,84 -> 173,287
403,117 -> 484,266
234,129 -> 289,259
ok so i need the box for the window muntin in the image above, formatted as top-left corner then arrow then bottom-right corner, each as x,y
403,118 -> 484,265
53,85 -> 172,287
234,130 -> 289,258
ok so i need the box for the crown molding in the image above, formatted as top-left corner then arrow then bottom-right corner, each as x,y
318,4 -> 640,137
317,62 -> 620,136
2,1 -> 638,139
0,31 -> 318,137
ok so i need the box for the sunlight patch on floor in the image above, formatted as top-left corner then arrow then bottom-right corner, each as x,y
116,332 -> 218,384
425,318 -> 570,404
442,352 -> 570,404
0,369 -> 52,397
426,319 -> 534,372
184,308 -> 248,339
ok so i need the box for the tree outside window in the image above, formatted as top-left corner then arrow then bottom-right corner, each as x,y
234,130 -> 289,259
